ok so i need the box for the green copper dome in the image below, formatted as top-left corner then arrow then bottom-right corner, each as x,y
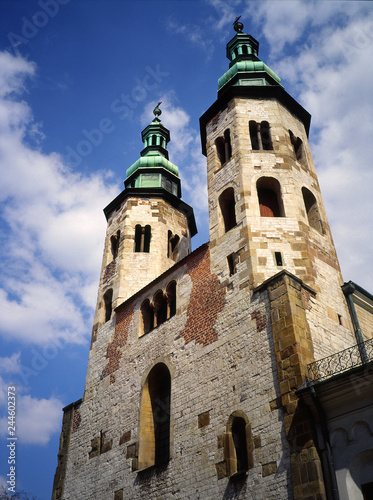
124,103 -> 181,198
218,21 -> 281,93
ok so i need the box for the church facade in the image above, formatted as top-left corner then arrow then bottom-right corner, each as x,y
52,22 -> 373,500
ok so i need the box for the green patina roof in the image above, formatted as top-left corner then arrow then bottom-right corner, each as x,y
124,103 -> 182,197
218,21 -> 282,93
218,60 -> 281,91
126,155 -> 179,178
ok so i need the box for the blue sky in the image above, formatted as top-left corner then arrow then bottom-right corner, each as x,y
0,1 -> 372,498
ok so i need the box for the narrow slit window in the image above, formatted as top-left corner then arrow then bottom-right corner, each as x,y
275,252 -> 283,266
227,254 -> 236,276
103,289 -> 113,323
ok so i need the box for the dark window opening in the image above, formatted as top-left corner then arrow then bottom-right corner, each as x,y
141,299 -> 154,335
242,45 -> 248,55
249,120 -> 273,151
139,364 -> 171,469
219,187 -> 237,233
275,252 -> 283,266
261,121 -> 273,150
135,224 -> 151,252
166,281 -> 177,318
224,411 -> 253,477
215,129 -> 232,166
140,281 -> 177,336
168,231 -> 180,261
257,177 -> 284,217
151,135 -> 157,146
227,254 -> 236,276
232,417 -> 249,473
110,230 -> 120,259
103,289 -> 113,323
302,187 -> 324,234
289,130 -> 303,161
154,290 -> 167,327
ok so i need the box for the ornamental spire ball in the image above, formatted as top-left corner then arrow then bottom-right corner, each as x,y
153,101 -> 162,122
233,16 -> 243,33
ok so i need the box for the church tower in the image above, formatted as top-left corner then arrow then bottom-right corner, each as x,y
91,104 -> 196,336
53,21 -> 373,500
200,20 -> 354,358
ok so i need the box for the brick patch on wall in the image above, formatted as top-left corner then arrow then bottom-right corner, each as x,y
72,409 -> 81,433
101,305 -> 135,382
181,246 -> 226,346
251,310 -> 267,332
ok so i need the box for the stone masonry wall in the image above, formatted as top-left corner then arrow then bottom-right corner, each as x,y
61,245 -> 294,499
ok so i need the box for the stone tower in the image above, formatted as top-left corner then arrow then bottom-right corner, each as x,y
91,104 -> 196,335
199,21 -> 353,360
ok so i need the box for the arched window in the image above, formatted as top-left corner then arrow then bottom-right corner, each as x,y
153,290 -> 167,327
151,135 -> 157,146
110,230 -> 120,260
103,289 -> 113,323
224,411 -> 253,477
242,45 -> 248,55
289,130 -> 303,161
219,187 -> 237,233
249,121 -> 273,151
141,299 -> 154,335
257,177 -> 284,217
260,121 -> 273,150
134,224 -> 151,252
166,281 -> 176,318
138,363 -> 171,469
215,129 -> 232,166
302,187 -> 324,234
168,231 -> 180,261
139,282 -> 177,336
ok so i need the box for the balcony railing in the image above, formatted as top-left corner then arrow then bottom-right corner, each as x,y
307,338 -> 373,382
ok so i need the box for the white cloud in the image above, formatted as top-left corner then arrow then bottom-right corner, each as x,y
0,352 -> 21,374
0,51 -> 119,345
0,394 -> 63,445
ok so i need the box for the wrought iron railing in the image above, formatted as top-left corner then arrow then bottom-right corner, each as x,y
307,338 -> 373,382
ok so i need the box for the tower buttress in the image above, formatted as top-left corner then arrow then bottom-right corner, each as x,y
92,105 -> 196,335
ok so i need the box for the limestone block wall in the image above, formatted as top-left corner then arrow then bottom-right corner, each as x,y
61,245 -> 294,499
91,196 -> 191,335
203,96 -> 355,359
355,302 -> 373,340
